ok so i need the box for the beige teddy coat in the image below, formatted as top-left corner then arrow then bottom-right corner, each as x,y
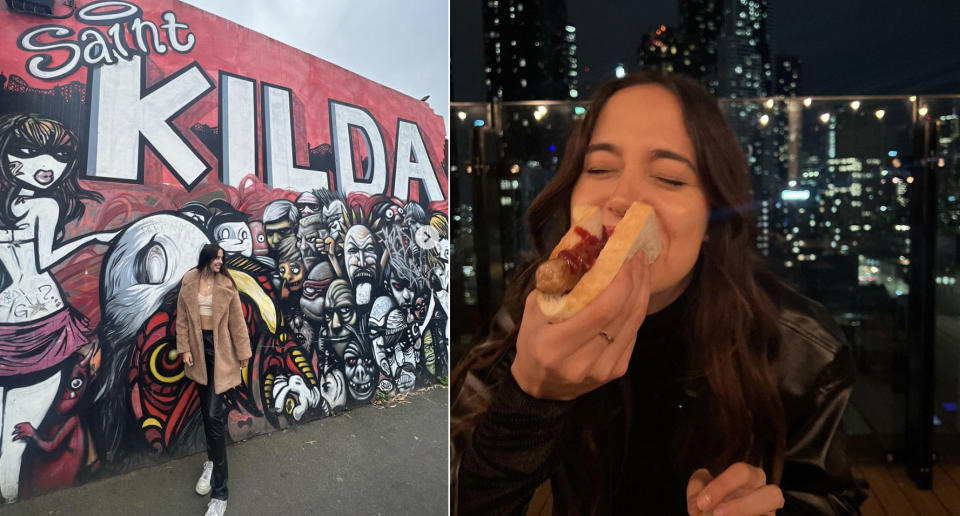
175,268 -> 252,394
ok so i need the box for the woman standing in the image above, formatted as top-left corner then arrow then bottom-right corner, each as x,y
451,72 -> 865,515
176,244 -> 252,516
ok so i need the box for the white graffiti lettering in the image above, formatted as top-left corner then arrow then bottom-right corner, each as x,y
263,85 -> 331,191
8,287 -> 56,319
220,73 -> 257,188
330,100 -> 387,196
83,67 -> 446,200
16,9 -> 445,201
17,1 -> 195,81
393,119 -> 445,202
87,55 -> 215,186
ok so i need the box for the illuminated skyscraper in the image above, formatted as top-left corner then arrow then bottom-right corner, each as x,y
482,0 -> 579,101
776,56 -> 801,97
677,0 -> 723,94
716,0 -> 773,98
637,25 -> 694,76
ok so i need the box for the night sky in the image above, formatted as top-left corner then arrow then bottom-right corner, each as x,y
452,0 -> 960,101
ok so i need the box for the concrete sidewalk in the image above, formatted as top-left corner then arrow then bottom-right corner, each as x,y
5,386 -> 449,516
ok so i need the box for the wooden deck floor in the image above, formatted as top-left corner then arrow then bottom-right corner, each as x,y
855,463 -> 960,516
524,463 -> 960,515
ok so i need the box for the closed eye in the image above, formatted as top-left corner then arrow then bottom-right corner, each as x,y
585,168 -> 613,175
656,177 -> 686,187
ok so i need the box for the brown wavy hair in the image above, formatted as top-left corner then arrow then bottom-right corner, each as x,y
451,71 -> 786,492
196,243 -> 237,289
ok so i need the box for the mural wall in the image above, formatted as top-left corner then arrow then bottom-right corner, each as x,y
0,0 -> 448,502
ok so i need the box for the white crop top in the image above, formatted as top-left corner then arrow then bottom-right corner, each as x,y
197,292 -> 213,317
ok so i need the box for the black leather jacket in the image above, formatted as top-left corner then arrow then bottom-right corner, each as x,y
452,283 -> 866,515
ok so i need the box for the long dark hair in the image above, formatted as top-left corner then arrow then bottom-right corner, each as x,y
196,243 -> 235,288
452,71 -> 786,486
0,114 -> 103,236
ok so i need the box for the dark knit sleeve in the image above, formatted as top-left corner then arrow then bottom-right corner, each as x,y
451,313 -> 577,516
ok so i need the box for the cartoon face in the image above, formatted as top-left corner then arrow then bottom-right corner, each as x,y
401,203 -> 427,234
388,276 -> 415,308
296,191 -> 321,216
300,262 -> 335,322
321,200 -> 346,241
101,214 -> 211,343
435,238 -> 449,264
57,354 -> 92,414
5,145 -> 71,190
214,222 -> 252,257
344,225 -> 378,287
324,279 -> 357,339
297,214 -> 328,259
248,221 -> 269,256
278,259 -> 304,293
319,365 -> 346,415
298,230 -> 326,260
434,239 -> 450,289
265,219 -> 294,250
413,294 -> 430,321
343,338 -> 376,402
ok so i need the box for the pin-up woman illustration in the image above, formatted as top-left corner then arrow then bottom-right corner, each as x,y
0,114 -> 117,503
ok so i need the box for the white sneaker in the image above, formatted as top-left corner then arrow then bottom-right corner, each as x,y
195,461 -> 213,495
205,498 -> 227,516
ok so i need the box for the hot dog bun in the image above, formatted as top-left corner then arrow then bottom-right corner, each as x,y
549,205 -> 602,260
536,202 -> 660,322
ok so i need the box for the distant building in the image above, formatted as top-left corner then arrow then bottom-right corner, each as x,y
677,0 -> 723,94
670,0 -> 772,97
482,0 -> 579,101
715,0 -> 773,99
637,25 -> 693,76
776,56 -> 801,97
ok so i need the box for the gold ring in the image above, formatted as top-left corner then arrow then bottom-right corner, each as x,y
599,330 -> 615,343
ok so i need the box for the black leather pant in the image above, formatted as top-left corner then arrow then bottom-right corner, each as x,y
200,330 -> 228,500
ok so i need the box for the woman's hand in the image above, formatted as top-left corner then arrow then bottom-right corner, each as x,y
510,250 -> 651,400
686,463 -> 785,516
181,351 -> 194,367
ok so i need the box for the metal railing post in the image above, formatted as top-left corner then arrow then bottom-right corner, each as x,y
906,113 -> 937,489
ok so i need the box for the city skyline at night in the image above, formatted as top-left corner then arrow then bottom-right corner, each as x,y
453,0 -> 960,101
